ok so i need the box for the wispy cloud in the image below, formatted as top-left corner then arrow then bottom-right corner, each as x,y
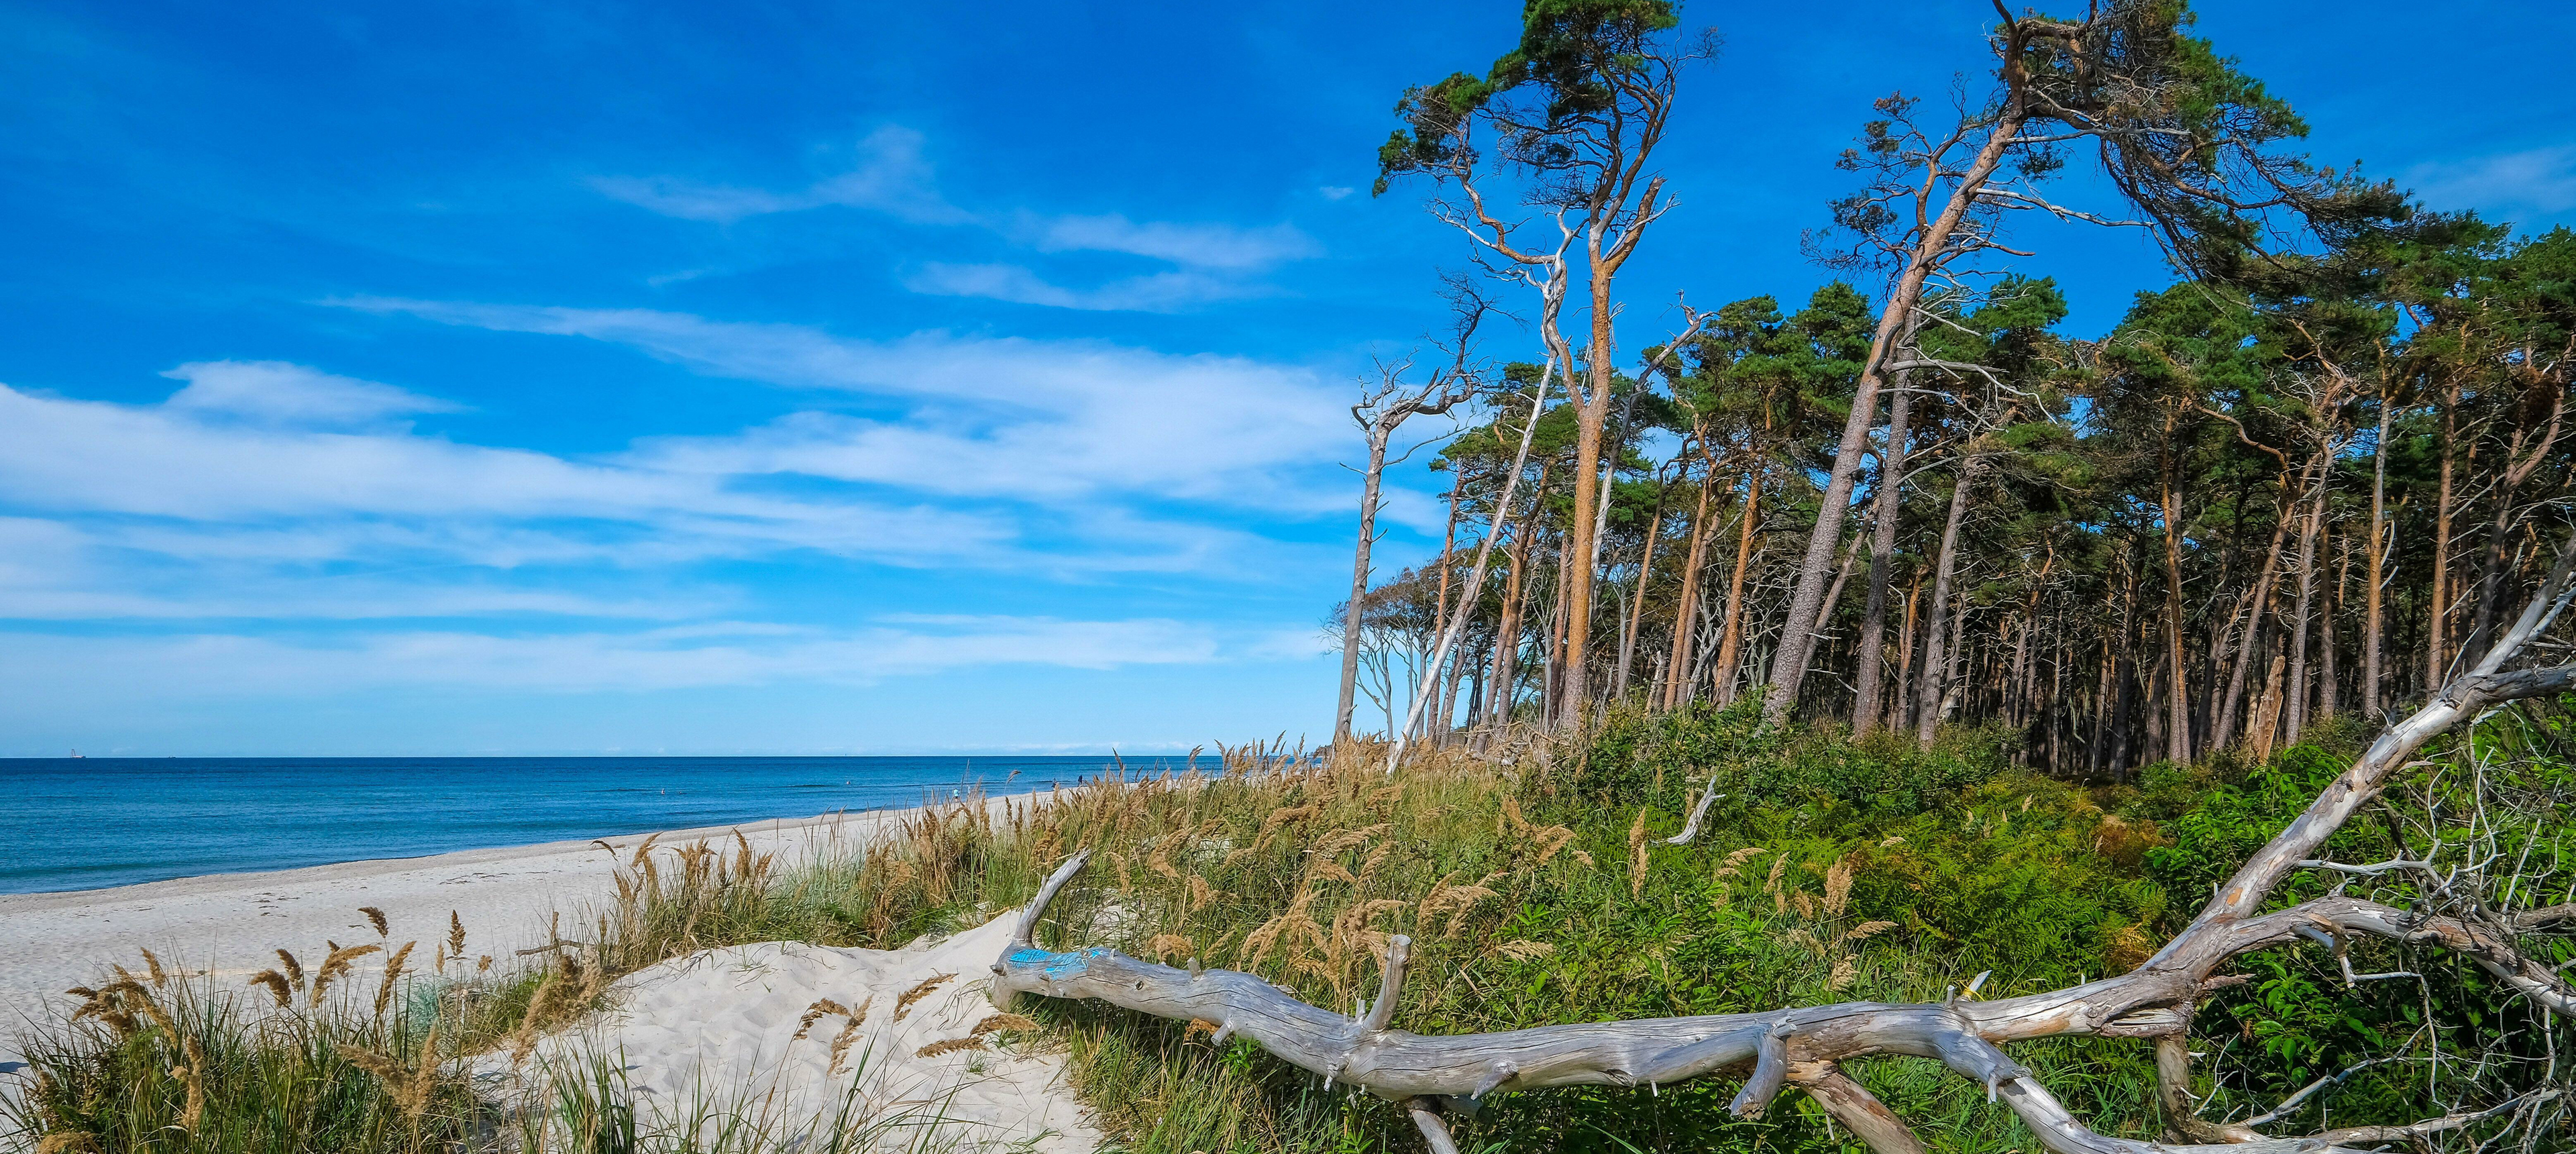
0,615 -> 1221,698
337,298 -> 1358,509
903,262 -> 1266,312
162,360 -> 460,426
2404,144 -> 2576,219
1028,214 -> 1317,270
594,129 -> 1319,311
592,126 -> 971,225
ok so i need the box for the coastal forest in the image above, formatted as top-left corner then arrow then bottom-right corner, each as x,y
15,3 -> 2576,1154
1329,4 -> 2574,778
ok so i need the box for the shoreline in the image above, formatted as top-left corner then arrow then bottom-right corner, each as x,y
0,802 -> 989,1071
0,810 -> 873,908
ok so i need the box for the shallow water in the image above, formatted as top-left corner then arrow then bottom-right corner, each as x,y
0,755 -> 1134,894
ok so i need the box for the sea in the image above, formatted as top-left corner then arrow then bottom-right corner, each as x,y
0,755 -> 1153,896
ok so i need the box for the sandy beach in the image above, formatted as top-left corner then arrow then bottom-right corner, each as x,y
0,806 -> 922,1071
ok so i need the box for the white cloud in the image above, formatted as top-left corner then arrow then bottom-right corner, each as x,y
1029,214 -> 1317,270
902,262 -> 1265,312
162,360 -> 460,426
0,615 -> 1220,697
339,299 -> 1358,511
0,371 -> 1031,615
1318,186 -> 1356,201
2405,144 -> 2576,218
592,126 -> 971,225
594,129 -> 1319,311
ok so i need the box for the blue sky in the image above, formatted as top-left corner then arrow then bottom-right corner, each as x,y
1,1 -> 2569,756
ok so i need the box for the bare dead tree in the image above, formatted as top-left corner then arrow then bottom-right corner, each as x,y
1000,534 -> 2576,1154
1334,359 -> 1475,752
1384,365 -> 1547,775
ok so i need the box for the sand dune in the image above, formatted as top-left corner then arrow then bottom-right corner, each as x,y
482,912 -> 1098,1151
0,808 -> 927,1072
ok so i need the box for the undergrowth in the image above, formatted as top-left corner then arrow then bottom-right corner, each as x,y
10,704 -> 2566,1153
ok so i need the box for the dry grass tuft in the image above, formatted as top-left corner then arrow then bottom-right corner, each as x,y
249,969 -> 293,1009
373,941 -> 415,1020
826,998 -> 873,1074
892,973 -> 955,1021
309,943 -> 382,1008
971,1012 -> 1041,1037
359,906 -> 389,937
794,997 -> 852,1041
914,1036 -> 986,1058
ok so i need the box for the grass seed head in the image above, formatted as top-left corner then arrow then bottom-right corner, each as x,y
971,1012 -> 1040,1037
893,973 -> 956,1021
828,1008 -> 867,1074
249,969 -> 293,1009
794,997 -> 852,1041
916,1036 -> 985,1058
373,941 -> 415,1019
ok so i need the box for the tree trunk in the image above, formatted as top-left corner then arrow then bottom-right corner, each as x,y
1894,572 -> 1923,731
1663,460 -> 1721,711
1487,481 -> 1545,731
2212,461 -> 2314,750
1615,487 -> 1668,700
1544,532 -> 1572,716
1711,467 -> 1763,706
2362,393 -> 2391,717
2320,527 -> 2347,723
2159,416 -> 2193,762
1915,451 -> 1982,749
2426,378 -> 2460,691
1426,465 -> 1466,741
1764,110 -> 2027,723
1334,430 -> 1394,747
1853,373 -> 1916,733
1560,335 -> 1613,728
2284,478 -> 2327,746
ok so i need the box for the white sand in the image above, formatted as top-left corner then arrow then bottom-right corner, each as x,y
0,808 -> 921,1072
482,912 -> 1099,1152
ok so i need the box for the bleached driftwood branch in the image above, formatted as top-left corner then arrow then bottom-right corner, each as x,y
993,540 -> 2576,1154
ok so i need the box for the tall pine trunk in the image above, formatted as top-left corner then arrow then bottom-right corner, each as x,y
2426,377 -> 2461,690
2284,479 -> 2327,745
1662,460 -> 1721,710
2363,395 -> 2391,717
1915,450 -> 1982,748
1852,373 -> 1915,733
2159,417 -> 2193,762
1711,468 -> 1763,705
1334,431 -> 1393,747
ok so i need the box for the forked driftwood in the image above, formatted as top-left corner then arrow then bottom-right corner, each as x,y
993,541 -> 2576,1154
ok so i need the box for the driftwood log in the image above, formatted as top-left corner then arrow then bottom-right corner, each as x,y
992,542 -> 2576,1154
